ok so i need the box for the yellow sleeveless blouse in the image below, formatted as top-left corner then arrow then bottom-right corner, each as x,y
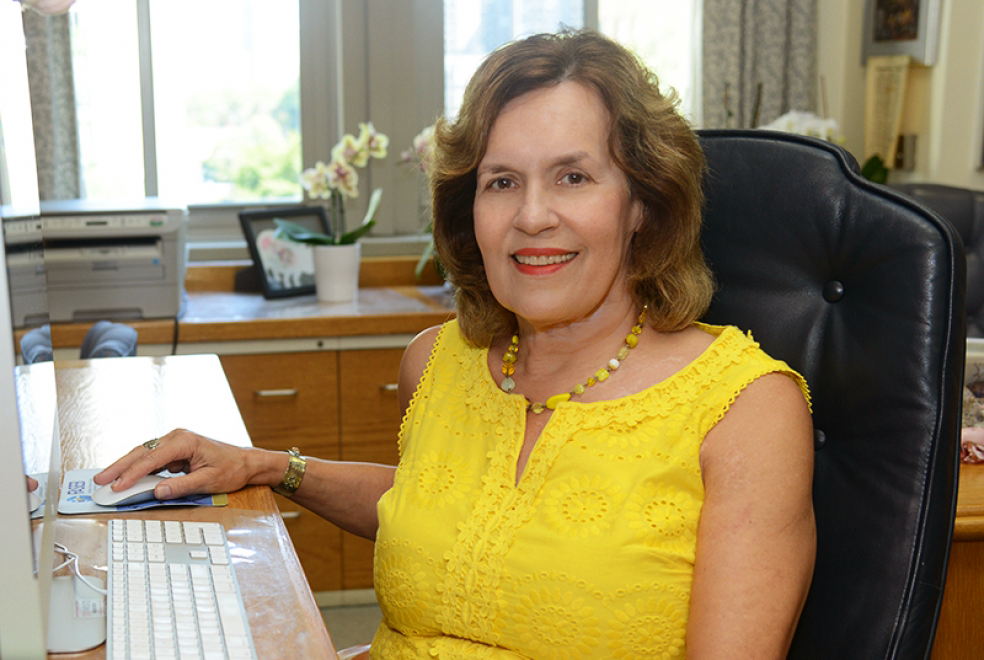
372,321 -> 809,659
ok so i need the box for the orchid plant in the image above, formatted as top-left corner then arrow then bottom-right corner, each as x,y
276,122 -> 388,246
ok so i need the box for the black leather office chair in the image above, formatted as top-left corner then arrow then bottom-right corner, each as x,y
889,183 -> 984,337
697,129 -> 966,659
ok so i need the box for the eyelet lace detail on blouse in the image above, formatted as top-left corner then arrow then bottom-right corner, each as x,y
373,321 -> 810,659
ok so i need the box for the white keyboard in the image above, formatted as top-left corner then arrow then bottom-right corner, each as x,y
107,519 -> 258,660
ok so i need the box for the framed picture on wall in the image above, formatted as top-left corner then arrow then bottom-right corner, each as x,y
238,206 -> 331,299
861,0 -> 942,66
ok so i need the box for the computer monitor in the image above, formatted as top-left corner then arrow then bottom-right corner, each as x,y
0,4 -> 52,656
0,221 -> 48,659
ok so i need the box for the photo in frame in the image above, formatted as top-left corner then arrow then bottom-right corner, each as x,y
861,0 -> 942,66
238,206 -> 332,299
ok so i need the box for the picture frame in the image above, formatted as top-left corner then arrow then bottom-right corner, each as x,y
238,206 -> 332,299
861,0 -> 942,66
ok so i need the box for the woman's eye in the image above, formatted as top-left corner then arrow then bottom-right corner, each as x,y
562,172 -> 586,185
488,177 -> 513,190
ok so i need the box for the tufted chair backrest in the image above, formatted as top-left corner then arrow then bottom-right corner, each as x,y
696,130 -> 965,660
889,182 -> 984,337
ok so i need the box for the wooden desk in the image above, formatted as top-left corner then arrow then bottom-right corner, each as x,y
19,355 -> 337,659
931,463 -> 984,659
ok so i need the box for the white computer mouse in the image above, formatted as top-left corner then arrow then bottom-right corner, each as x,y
91,474 -> 168,507
27,489 -> 42,512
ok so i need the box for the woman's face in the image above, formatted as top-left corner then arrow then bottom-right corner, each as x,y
473,81 -> 643,330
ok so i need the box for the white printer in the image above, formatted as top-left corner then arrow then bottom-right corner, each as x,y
34,198 -> 187,325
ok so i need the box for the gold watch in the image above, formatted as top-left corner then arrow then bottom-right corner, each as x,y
272,447 -> 306,497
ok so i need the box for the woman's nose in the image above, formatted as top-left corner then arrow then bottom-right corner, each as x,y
513,186 -> 558,234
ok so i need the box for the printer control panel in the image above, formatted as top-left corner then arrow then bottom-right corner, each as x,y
43,213 -> 170,234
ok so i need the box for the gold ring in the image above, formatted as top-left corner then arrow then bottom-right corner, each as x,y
143,437 -> 161,451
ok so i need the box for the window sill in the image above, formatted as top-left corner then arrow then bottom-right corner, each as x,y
187,234 -> 431,263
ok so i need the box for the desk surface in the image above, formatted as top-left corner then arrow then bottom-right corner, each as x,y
19,355 -> 336,659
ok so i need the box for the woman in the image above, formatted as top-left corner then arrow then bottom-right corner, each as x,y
98,29 -> 815,658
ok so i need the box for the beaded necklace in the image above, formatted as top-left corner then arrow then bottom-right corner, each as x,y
500,305 -> 648,414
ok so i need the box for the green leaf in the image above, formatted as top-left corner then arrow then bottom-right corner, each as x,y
415,236 -> 435,279
337,187 -> 382,244
273,218 -> 335,246
860,155 -> 889,184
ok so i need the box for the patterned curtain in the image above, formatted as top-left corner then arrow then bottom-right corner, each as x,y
22,11 -> 80,200
702,0 -> 817,129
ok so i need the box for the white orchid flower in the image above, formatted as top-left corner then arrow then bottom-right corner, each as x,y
327,156 -> 359,199
359,122 -> 389,160
332,133 -> 368,168
401,124 -> 436,174
301,161 -> 332,199
761,111 -> 843,143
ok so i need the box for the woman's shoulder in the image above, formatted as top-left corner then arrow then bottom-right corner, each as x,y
401,319 -> 471,367
639,323 -> 807,397
398,320 -> 486,412
399,319 -> 476,381
691,323 -> 785,368
692,322 -> 811,408
401,324 -> 448,382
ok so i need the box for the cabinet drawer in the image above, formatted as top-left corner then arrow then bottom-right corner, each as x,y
338,348 -> 403,465
220,352 -> 339,450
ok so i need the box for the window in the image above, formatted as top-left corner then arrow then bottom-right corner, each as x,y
443,0 -> 585,120
151,2 -> 300,204
598,0 -> 701,124
70,0 -> 143,201
443,0 -> 701,124
71,0 -> 300,205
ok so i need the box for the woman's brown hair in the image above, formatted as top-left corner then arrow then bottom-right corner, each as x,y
430,29 -> 714,346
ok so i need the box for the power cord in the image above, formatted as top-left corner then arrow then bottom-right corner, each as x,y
171,315 -> 180,355
37,542 -> 108,596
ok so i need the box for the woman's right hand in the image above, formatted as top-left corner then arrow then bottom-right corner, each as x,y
93,429 -> 281,501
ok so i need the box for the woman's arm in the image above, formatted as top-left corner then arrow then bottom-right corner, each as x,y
686,372 -> 816,658
93,429 -> 397,539
94,325 -> 443,540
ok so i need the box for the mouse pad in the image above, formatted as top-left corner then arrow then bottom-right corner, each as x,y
58,469 -> 228,515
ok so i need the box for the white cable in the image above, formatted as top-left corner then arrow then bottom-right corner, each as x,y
45,542 -> 109,596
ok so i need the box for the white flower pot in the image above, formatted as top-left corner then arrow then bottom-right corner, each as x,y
313,243 -> 361,303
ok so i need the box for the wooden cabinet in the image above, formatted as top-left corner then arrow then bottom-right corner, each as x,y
219,351 -> 343,592
338,348 -> 404,589
219,347 -> 405,593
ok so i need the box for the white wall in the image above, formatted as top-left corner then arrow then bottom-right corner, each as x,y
819,0 -> 984,189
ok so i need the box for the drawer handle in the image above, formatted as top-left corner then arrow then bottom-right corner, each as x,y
380,383 -> 398,392
280,510 -> 302,520
254,389 -> 299,398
